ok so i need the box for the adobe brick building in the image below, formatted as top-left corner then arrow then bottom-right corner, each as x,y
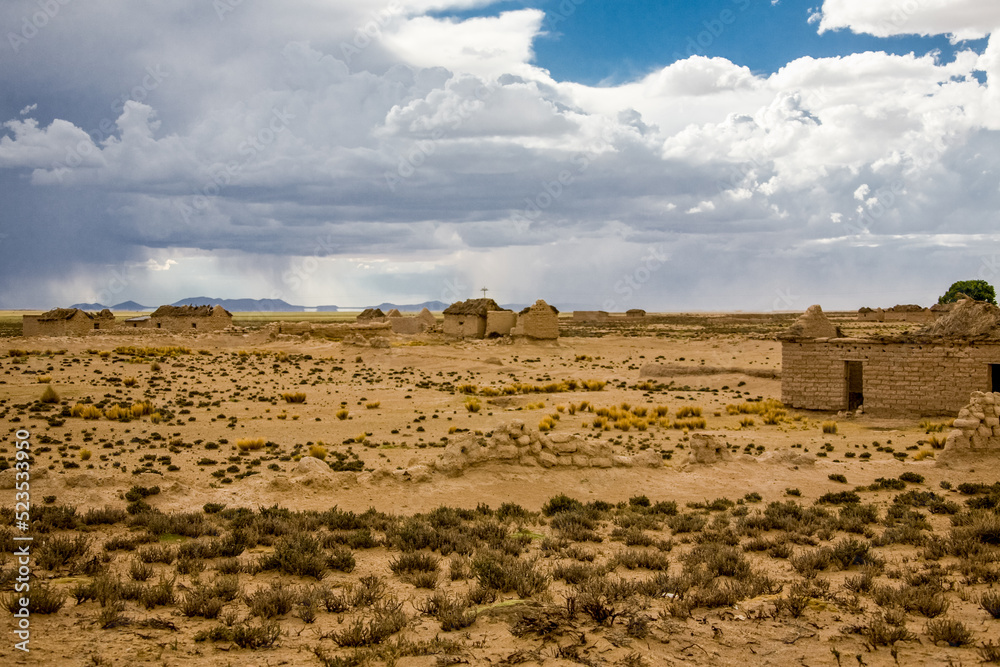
23,308 -> 116,336
443,298 -> 507,338
781,300 -> 1000,418
149,304 -> 232,332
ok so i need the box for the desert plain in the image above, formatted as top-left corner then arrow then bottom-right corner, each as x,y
2,311 -> 999,666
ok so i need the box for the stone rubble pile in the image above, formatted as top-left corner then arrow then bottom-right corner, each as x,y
945,391 -> 1000,451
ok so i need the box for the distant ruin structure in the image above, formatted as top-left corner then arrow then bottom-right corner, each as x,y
781,299 -> 1000,417
356,308 -> 386,323
857,304 -> 948,323
416,308 -> 437,327
572,311 -> 609,322
626,309 -> 647,318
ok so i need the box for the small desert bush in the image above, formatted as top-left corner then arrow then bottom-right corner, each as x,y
464,397 -> 481,413
365,401 -> 380,409
309,444 -> 328,460
389,551 -> 439,576
3,584 -> 65,615
925,618 -> 974,646
282,392 -> 307,403
246,581 -> 298,618
471,549 -> 548,597
196,620 -> 281,649
336,409 -> 349,420
329,598 -> 408,647
821,421 -> 838,434
258,534 -> 328,579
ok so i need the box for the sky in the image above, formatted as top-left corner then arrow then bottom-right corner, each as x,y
0,0 -> 999,311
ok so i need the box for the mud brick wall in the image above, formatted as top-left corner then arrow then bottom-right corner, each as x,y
782,339 -> 1000,417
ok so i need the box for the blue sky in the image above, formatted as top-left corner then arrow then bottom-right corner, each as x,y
435,0 -> 989,83
0,0 -> 998,311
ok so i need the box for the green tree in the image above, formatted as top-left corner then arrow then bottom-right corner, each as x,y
938,279 -> 997,305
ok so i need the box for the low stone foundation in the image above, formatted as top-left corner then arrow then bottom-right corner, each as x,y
433,420 -> 661,475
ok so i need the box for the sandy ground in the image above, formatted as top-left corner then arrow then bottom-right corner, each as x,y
1,318 -> 998,666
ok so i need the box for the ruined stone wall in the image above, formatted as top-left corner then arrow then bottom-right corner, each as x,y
884,310 -> 937,323
944,392 -> 1000,452
389,317 -> 427,335
782,339 -> 999,417
573,311 -> 609,322
443,315 -> 485,338
485,311 -> 517,337
857,309 -> 884,322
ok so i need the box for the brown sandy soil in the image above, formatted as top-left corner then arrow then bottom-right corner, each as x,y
1,317 -> 998,666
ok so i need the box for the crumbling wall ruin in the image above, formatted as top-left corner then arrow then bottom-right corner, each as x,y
513,300 -> 559,340
433,420 -> 661,475
944,392 -> 1000,452
485,310 -> 517,337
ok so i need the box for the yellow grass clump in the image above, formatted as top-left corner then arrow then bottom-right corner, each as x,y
464,397 -> 482,413
70,403 -> 102,420
36,376 -> 51,384
821,421 -> 838,434
282,392 -> 307,404
336,409 -> 350,420
673,417 -> 707,430
123,377 -> 138,387
366,402 -> 381,410
79,449 -> 92,461
114,345 -> 190,357
739,417 -> 755,428
40,385 -> 60,404
919,420 -> 947,433
538,416 -> 556,432
309,444 -> 328,460
150,412 -> 164,424
237,438 -> 266,452
131,400 -> 154,417
458,384 -> 478,394
675,406 -> 702,419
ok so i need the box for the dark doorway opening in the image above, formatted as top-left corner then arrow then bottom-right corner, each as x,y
845,361 -> 864,410
991,364 -> 1000,392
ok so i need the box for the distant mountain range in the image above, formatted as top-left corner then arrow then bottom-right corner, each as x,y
64,297 -> 483,312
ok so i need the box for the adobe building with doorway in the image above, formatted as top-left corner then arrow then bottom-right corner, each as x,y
780,299 -> 1000,418
149,305 -> 232,332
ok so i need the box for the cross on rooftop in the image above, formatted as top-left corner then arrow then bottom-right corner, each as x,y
480,287 -> 488,298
